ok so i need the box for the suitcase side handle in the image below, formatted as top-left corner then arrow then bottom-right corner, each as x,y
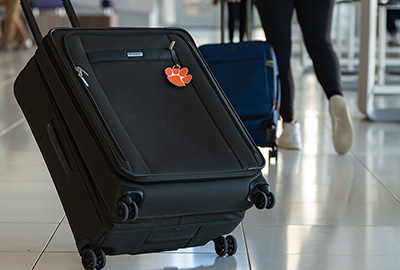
20,0 -> 43,45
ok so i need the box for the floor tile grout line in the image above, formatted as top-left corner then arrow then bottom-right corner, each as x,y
30,214 -> 66,270
352,153 -> 400,204
242,223 -> 400,229
0,118 -> 25,137
241,222 -> 252,270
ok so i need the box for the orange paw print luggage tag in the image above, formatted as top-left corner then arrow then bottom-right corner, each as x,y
165,41 -> 192,87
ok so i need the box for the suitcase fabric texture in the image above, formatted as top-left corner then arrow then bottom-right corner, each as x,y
198,1 -> 281,159
15,0 -> 276,269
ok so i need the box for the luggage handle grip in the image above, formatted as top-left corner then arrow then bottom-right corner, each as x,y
20,0 -> 81,45
46,122 -> 73,178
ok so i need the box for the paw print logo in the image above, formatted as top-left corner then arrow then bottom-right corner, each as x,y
165,64 -> 192,87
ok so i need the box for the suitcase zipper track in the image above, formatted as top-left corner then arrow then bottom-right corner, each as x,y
49,39 -> 136,176
75,66 -> 89,87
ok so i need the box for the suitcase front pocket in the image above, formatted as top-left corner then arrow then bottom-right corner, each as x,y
88,59 -> 242,175
56,30 -> 262,180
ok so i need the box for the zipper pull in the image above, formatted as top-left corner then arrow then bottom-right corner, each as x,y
75,66 -> 89,87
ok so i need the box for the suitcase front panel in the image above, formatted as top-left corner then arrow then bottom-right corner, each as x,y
46,28 -> 264,178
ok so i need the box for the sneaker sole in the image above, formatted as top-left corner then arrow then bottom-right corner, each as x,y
277,143 -> 301,150
278,122 -> 301,150
329,98 -> 353,155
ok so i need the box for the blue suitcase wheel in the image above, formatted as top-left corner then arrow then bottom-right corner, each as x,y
269,147 -> 278,160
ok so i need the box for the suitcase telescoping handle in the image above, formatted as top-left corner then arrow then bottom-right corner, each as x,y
20,0 -> 81,45
20,0 -> 42,45
62,0 -> 81,28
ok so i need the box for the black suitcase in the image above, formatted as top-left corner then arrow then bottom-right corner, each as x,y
15,1 -> 275,269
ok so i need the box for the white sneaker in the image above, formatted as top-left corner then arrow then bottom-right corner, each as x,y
278,121 -> 301,150
329,95 -> 353,155
388,35 -> 400,47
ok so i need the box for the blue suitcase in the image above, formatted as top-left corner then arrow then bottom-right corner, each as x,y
30,0 -> 63,9
199,41 -> 280,159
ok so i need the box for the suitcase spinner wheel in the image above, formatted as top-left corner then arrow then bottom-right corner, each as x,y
249,182 -> 276,210
117,193 -> 141,222
254,191 -> 276,209
213,235 -> 237,257
93,248 -> 106,270
225,235 -> 238,256
81,248 -> 106,270
214,236 -> 228,256
269,147 -> 278,160
264,122 -> 278,160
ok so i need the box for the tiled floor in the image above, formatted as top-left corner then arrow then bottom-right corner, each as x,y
1,27 -> 400,270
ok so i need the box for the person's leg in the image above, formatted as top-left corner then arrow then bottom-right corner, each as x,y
227,2 -> 238,42
14,12 -> 29,45
387,10 -> 398,35
254,0 -> 295,123
254,0 -> 301,150
296,0 -> 353,154
1,0 -> 20,48
295,0 -> 342,99
238,0 -> 247,42
387,10 -> 400,46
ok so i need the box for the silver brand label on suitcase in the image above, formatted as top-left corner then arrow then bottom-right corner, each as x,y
127,52 -> 144,58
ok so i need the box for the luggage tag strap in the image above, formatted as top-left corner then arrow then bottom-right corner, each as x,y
168,41 -> 179,65
165,41 -> 192,87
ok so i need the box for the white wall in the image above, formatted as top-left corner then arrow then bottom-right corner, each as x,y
73,0 -> 153,13
72,0 -> 156,26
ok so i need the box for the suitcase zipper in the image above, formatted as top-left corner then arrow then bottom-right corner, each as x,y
71,63 -> 135,174
75,66 -> 89,87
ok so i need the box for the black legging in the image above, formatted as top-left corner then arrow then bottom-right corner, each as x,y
254,0 -> 343,122
387,9 -> 400,35
228,0 -> 247,42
